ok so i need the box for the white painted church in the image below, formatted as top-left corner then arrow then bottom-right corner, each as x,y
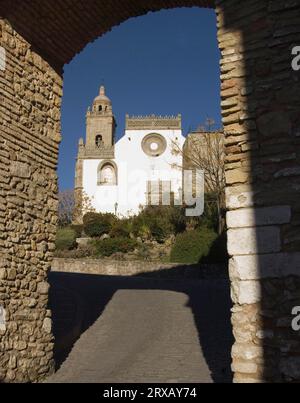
75,86 -> 186,219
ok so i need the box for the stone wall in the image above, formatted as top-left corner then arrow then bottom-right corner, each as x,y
0,19 -> 62,382
52,258 -> 182,277
51,258 -> 226,279
218,0 -> 300,382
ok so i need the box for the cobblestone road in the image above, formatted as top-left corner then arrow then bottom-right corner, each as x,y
47,274 -> 233,383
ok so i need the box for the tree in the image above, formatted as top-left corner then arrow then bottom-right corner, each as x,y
172,126 -> 226,234
58,189 -> 75,226
73,190 -> 96,224
205,117 -> 216,132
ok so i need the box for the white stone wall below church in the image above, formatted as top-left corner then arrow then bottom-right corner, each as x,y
82,129 -> 185,217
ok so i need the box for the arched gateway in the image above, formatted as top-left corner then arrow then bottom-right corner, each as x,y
0,0 -> 299,383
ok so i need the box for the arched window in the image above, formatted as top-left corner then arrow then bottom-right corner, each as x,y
98,105 -> 102,112
95,135 -> 103,147
98,161 -> 117,186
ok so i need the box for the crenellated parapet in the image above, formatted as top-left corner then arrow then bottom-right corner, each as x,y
126,114 -> 182,130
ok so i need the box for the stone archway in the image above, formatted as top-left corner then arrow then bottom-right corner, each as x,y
0,0 -> 299,383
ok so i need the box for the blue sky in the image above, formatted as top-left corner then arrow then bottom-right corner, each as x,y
59,7 -> 221,190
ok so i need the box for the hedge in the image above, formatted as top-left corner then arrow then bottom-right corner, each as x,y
55,227 -> 77,251
94,237 -> 137,257
83,212 -> 116,238
170,227 -> 218,264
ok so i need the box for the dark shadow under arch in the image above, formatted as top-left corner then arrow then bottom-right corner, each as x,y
49,268 -> 234,383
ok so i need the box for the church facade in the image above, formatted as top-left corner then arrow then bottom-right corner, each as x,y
74,86 -> 186,220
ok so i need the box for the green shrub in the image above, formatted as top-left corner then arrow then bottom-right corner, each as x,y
170,207 -> 187,234
135,243 -> 152,261
110,219 -> 132,238
54,245 -> 95,259
83,212 -> 116,238
55,227 -> 77,251
170,227 -> 218,264
83,212 -> 100,225
132,206 -> 186,242
132,216 -> 150,239
94,237 -> 137,257
201,193 -> 220,231
182,194 -> 220,232
150,222 -> 166,243
70,224 -> 84,238
136,224 -> 152,241
85,221 -> 109,237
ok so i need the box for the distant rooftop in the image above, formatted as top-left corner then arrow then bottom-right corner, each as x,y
126,114 -> 182,130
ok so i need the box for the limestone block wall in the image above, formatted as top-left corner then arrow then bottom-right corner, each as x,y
217,0 -> 300,382
0,19 -> 62,382
52,259 -> 185,277
51,258 -> 226,279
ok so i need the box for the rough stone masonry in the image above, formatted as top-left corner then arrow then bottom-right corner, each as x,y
0,17 -> 62,382
0,0 -> 300,383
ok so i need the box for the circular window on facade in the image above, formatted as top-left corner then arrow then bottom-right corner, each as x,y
142,133 -> 167,157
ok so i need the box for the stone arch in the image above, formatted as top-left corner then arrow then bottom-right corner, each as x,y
0,1 -> 214,69
0,0 -> 299,384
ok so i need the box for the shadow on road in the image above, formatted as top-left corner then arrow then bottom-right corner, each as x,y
48,265 -> 234,383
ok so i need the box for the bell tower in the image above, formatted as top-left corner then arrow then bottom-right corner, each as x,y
86,85 -> 116,148
74,86 -> 116,224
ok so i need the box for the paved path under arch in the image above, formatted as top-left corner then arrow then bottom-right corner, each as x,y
47,275 -> 233,383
